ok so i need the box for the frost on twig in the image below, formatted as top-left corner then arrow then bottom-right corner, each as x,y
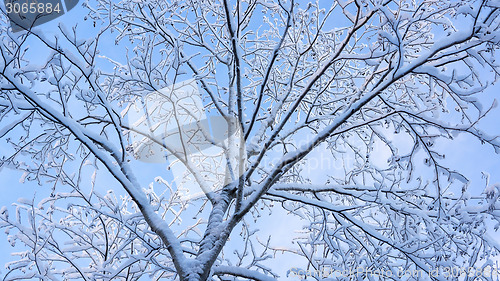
1,0 -> 500,280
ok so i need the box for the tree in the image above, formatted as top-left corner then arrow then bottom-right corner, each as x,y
1,0 -> 500,280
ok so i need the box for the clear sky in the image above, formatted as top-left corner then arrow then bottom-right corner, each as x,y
1,0 -> 500,279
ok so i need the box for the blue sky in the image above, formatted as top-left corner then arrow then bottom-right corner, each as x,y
1,0 -> 500,279
1,83 -> 498,278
